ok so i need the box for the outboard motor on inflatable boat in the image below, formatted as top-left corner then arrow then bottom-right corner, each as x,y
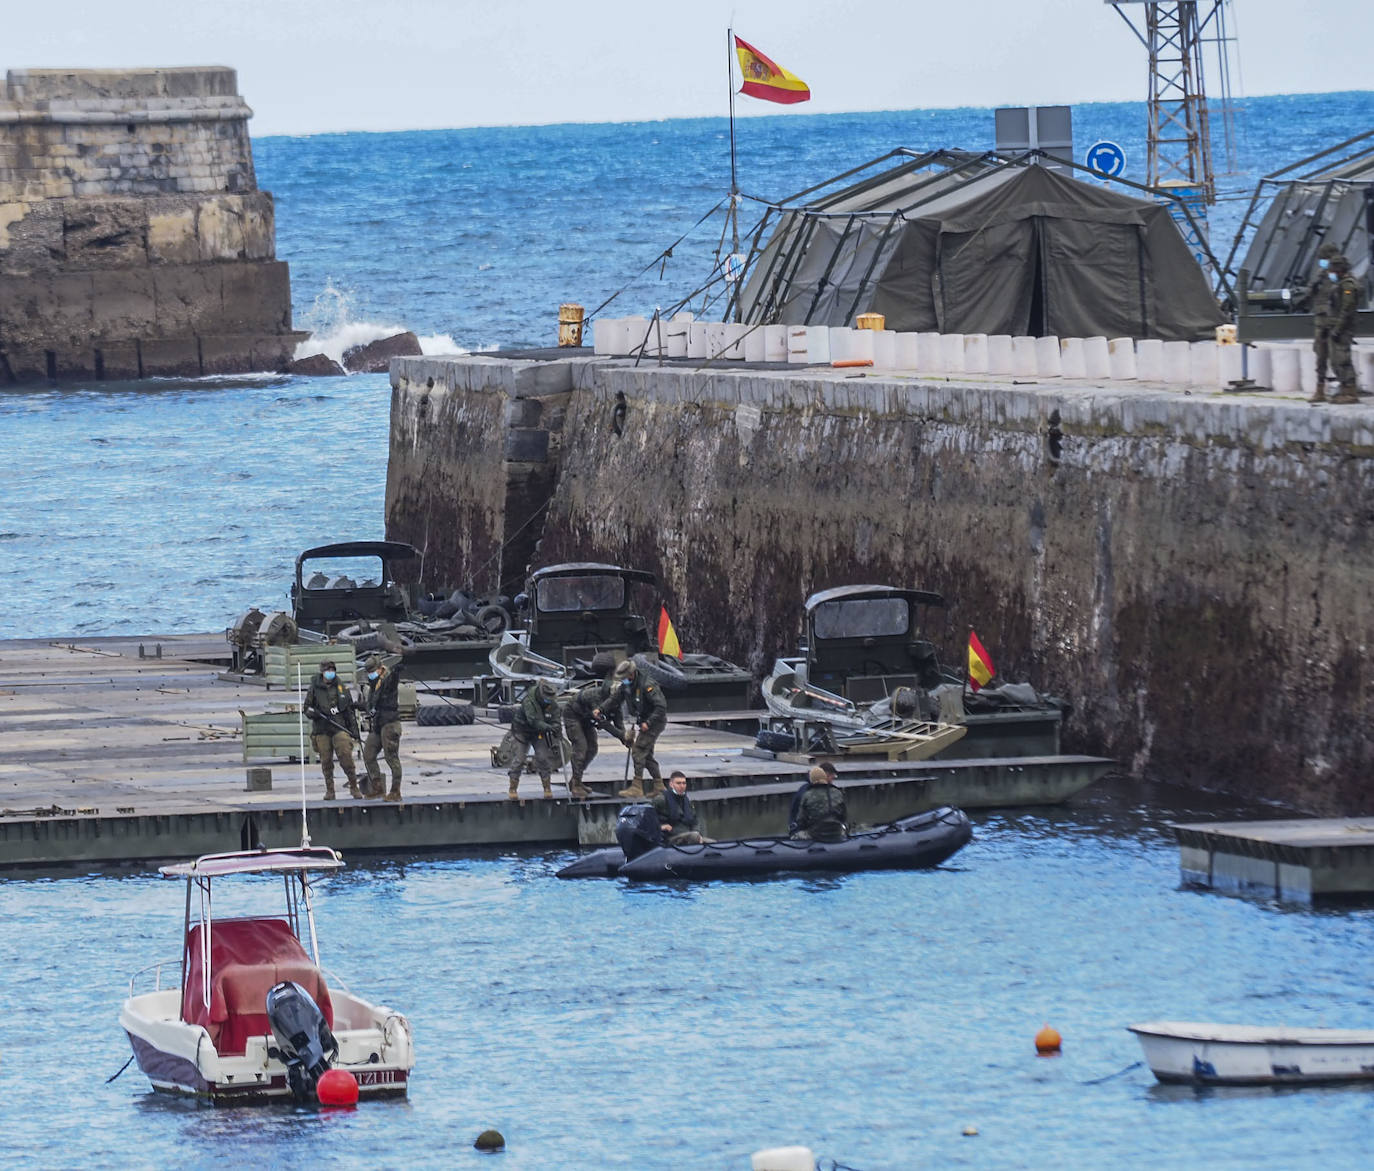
615,804 -> 664,861
266,980 -> 339,1101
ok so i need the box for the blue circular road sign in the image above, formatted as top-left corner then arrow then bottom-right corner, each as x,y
1085,140 -> 1127,178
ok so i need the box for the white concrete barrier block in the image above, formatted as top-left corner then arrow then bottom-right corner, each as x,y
1059,337 -> 1087,379
1358,347 -> 1374,391
743,325 -> 767,363
1011,336 -> 1037,377
1135,338 -> 1164,381
987,334 -> 1014,375
591,318 -> 618,356
1108,337 -> 1137,380
764,324 -> 789,363
1270,345 -> 1300,394
848,328 -> 875,363
961,333 -> 989,374
918,332 -> 945,374
941,333 -> 967,374
720,323 -> 747,360
1188,341 -> 1219,388
1162,340 -> 1192,385
1247,344 -> 1272,389
805,325 -> 831,365
1217,342 -> 1244,386
872,329 -> 898,369
1035,335 -> 1063,377
828,327 -> 855,364
665,316 -> 690,358
1082,336 -> 1110,379
895,332 -> 921,371
786,327 -> 809,364
622,316 -> 649,356
1299,346 -> 1318,396
688,321 -> 710,359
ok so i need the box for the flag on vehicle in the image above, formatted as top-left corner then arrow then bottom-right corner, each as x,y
657,606 -> 682,658
734,36 -> 810,105
967,630 -> 995,692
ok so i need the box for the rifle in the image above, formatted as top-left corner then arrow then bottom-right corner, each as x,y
306,706 -> 358,741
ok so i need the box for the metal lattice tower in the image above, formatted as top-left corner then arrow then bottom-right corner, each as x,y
1109,2 -> 1239,203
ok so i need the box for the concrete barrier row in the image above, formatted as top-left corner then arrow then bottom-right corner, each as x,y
591,314 -> 1374,393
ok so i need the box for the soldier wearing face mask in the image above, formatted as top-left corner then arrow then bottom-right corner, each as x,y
360,654 -> 404,802
1309,242 -> 1343,404
303,658 -> 361,800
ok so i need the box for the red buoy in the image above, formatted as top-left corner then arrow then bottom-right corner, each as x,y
316,1068 -> 359,1107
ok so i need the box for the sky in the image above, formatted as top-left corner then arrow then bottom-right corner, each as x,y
4,0 -> 1369,136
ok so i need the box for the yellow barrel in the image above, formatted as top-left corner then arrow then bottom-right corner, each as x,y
855,312 -> 885,331
558,303 -> 585,347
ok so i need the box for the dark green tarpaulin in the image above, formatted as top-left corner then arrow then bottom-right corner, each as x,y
739,163 -> 1223,340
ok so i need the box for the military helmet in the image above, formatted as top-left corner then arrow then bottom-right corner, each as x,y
1318,242 -> 1342,261
614,660 -> 636,680
538,677 -> 559,698
364,654 -> 382,672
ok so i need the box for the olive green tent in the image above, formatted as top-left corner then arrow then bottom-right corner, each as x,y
737,156 -> 1224,340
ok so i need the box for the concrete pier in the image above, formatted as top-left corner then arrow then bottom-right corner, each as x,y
386,352 -> 1374,817
1172,818 -> 1374,904
0,633 -> 1111,867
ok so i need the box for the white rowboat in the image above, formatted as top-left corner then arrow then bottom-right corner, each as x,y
1129,1020 -> 1374,1086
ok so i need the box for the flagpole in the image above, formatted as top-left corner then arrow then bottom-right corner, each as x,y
726,26 -> 741,320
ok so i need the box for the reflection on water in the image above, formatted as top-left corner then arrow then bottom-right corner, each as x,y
1,778 -> 1372,1169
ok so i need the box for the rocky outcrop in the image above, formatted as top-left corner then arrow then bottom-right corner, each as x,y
0,67 -> 307,383
288,353 -> 346,377
386,354 -> 1374,817
343,332 -> 423,374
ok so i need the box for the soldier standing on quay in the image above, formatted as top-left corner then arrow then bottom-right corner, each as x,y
1308,242 -> 1342,404
303,658 -> 362,800
562,653 -> 620,800
508,677 -> 561,800
1327,254 -> 1363,404
360,654 -> 404,802
600,658 -> 668,799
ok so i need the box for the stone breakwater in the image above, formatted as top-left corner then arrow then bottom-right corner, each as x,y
0,67 -> 305,382
388,353 -> 1374,815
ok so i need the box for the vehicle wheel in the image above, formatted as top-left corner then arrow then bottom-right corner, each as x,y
415,703 -> 448,726
449,702 -> 475,725
633,652 -> 689,693
475,604 -> 511,635
755,729 -> 796,752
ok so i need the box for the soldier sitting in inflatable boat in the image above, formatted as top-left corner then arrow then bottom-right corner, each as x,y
789,763 -> 848,842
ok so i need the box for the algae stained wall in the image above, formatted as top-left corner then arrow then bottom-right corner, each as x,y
388,356 -> 1374,816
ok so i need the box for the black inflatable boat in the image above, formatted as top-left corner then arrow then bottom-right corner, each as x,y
556,804 -> 972,880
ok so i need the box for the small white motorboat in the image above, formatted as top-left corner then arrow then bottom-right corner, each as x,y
1129,1020 -> 1374,1086
120,845 -> 414,1104
489,630 -> 570,684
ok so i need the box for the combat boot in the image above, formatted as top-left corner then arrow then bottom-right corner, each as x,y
323,782 -> 336,801
385,779 -> 402,803
542,777 -> 554,799
507,777 -> 520,801
1332,390 -> 1359,404
1310,389 -> 1328,404
569,777 -> 592,800
618,782 -> 645,799
644,776 -> 665,797
348,778 -> 364,799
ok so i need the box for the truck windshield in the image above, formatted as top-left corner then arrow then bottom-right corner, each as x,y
536,575 -> 625,613
300,556 -> 386,590
812,597 -> 910,640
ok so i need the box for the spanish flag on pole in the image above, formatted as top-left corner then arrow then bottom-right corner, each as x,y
967,630 -> 995,692
734,36 -> 811,105
658,606 -> 682,658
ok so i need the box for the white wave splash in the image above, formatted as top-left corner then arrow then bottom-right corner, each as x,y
293,280 -> 486,368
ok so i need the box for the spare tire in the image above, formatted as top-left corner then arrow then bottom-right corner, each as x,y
755,728 -> 796,752
416,701 -> 476,726
632,652 -> 689,693
476,604 -> 511,635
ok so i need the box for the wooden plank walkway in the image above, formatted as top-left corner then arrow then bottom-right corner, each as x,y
0,634 -> 1113,866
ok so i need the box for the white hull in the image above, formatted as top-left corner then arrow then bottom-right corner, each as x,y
122,987 -> 414,1103
1130,1020 -> 1374,1085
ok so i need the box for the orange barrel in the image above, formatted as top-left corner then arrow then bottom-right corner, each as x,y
558,303 -> 586,347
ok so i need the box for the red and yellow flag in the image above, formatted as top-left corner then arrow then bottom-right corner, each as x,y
734,36 -> 810,105
967,630 -> 995,692
657,605 -> 682,658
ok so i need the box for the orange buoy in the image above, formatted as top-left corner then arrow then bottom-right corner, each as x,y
831,358 -> 874,368
316,1068 -> 359,1106
1035,1024 -> 1062,1056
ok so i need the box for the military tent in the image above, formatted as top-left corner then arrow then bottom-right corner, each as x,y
736,154 -> 1224,340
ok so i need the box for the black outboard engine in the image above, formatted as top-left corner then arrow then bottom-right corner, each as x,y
265,980 -> 339,1102
615,804 -> 664,861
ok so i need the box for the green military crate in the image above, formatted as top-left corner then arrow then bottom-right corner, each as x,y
264,643 -> 358,688
241,705 -> 318,763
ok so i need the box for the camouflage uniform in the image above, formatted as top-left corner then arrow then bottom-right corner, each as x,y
304,671 -> 360,799
562,678 -> 617,798
791,783 -> 848,842
508,684 -> 560,798
1309,243 -> 1341,401
602,666 -> 668,798
1328,258 -> 1362,403
360,661 -> 403,801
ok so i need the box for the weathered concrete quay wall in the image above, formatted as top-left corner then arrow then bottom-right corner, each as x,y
0,67 -> 305,382
388,354 -> 1374,815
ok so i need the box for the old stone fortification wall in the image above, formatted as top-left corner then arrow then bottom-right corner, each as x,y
0,67 -> 304,382
389,354 -> 1374,815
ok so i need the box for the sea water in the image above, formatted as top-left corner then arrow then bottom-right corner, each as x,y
1,780 -> 1372,1170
